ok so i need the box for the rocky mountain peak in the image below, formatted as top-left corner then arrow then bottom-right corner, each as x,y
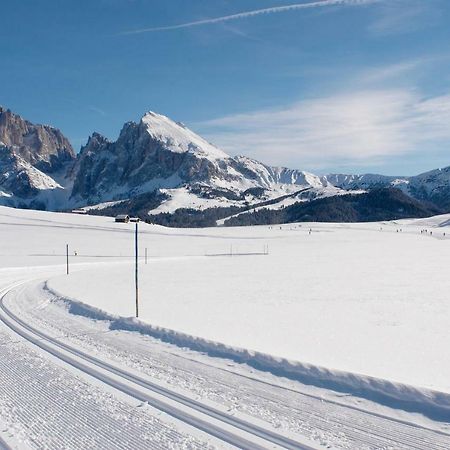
0,107 -> 75,173
81,132 -> 109,153
140,111 -> 229,160
1,106 -> 449,220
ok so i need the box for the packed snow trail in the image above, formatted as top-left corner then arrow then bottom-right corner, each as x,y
3,274 -> 450,449
0,294 -> 217,449
0,279 -> 320,450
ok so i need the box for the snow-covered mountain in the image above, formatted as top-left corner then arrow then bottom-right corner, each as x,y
1,106 -> 449,222
0,107 -> 75,208
69,111 -> 337,212
325,167 -> 450,211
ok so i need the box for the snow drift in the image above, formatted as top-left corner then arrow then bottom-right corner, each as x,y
44,281 -> 450,422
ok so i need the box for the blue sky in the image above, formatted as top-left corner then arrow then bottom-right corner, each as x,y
2,0 -> 450,175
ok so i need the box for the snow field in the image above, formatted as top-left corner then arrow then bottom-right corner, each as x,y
1,206 -> 450,411
47,225 -> 450,394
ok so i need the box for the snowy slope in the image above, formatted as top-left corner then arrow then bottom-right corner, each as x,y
326,167 -> 450,211
323,173 -> 399,190
395,212 -> 450,227
232,155 -> 328,190
0,148 -> 72,209
215,185 -> 356,225
0,107 -> 74,210
142,112 -> 229,160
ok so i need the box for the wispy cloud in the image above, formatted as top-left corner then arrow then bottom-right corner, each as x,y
368,0 -> 438,36
88,105 -> 107,116
359,60 -> 424,84
197,89 -> 450,170
120,0 -> 383,35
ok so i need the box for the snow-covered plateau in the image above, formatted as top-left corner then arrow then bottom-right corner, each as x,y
0,205 -> 449,449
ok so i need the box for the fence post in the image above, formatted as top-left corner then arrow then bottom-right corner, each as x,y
135,223 -> 139,318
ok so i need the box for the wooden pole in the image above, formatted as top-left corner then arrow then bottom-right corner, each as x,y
145,247 -> 147,265
135,223 -> 139,318
66,244 -> 69,275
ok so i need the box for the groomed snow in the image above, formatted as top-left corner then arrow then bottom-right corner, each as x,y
48,222 -> 450,395
1,206 -> 449,400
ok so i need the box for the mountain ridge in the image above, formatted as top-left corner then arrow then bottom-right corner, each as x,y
0,106 -> 449,224
324,166 -> 450,211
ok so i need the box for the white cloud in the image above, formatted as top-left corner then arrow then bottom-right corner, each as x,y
359,60 -> 424,84
358,54 -> 450,85
197,89 -> 450,169
121,0 -> 383,35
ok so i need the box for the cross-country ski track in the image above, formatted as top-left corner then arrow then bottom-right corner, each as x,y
0,266 -> 449,449
0,279 -> 313,450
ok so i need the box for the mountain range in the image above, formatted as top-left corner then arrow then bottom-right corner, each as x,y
1,105 -> 449,226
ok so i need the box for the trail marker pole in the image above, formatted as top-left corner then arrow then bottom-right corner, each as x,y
135,223 -> 139,318
145,247 -> 148,265
66,244 -> 69,275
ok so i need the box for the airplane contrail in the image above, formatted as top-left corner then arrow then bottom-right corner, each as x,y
120,0 -> 384,35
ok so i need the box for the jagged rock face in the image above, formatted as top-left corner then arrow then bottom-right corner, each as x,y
71,125 -> 206,202
71,113 -> 254,204
0,147 -> 38,198
233,155 -> 328,190
69,111 -> 450,214
0,106 -> 75,173
0,107 -> 72,208
0,143 -> 62,201
323,173 -> 398,190
70,112 -> 329,206
1,106 -> 449,219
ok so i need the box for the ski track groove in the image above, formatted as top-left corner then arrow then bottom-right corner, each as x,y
53,329 -> 450,449
0,282 -> 320,450
153,361 -> 448,450
0,336 -> 205,450
0,295 -> 213,449
6,280 -> 450,450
